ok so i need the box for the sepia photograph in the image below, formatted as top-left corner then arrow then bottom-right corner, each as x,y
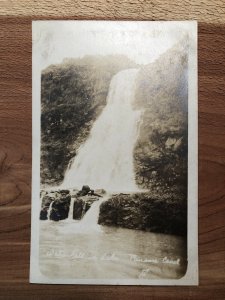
30,21 -> 198,285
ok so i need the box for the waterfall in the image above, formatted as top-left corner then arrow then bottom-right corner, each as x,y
80,197 -> 106,226
47,201 -> 54,220
62,68 -> 142,193
68,198 -> 75,220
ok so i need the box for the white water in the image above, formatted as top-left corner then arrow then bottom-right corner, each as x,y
61,68 -> 142,193
68,198 -> 75,220
80,197 -> 106,226
47,201 -> 54,220
59,196 -> 107,232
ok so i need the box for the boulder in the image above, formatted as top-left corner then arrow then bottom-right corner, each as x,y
49,192 -> 71,221
40,192 -> 58,220
73,198 -> 85,220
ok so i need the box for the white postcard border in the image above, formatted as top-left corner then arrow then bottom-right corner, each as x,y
30,20 -> 198,285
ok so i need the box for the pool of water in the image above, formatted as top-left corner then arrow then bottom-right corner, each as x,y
39,220 -> 187,280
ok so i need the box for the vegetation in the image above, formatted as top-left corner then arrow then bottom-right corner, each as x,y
134,40 -> 188,198
99,192 -> 187,236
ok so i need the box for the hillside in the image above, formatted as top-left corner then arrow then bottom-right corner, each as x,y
134,41 -> 188,198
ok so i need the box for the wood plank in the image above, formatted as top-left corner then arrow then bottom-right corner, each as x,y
0,0 -> 224,24
0,1 -> 225,298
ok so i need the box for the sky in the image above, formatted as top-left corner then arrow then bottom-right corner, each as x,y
33,21 -> 196,70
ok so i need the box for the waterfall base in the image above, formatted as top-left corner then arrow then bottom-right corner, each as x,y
40,188 -> 105,223
40,188 -> 186,236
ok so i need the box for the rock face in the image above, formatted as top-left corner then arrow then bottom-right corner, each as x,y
98,193 -> 187,236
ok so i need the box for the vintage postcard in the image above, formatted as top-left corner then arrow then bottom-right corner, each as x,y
30,21 -> 198,285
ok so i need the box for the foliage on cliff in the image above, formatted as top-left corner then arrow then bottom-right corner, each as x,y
41,55 -> 136,185
99,192 -> 187,236
134,41 -> 188,197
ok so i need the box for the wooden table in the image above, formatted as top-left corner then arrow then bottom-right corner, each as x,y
0,1 -> 225,299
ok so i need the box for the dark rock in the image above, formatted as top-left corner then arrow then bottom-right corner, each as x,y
40,187 -> 102,221
50,192 -> 71,221
59,189 -> 70,194
80,195 -> 99,213
40,192 -> 58,220
73,198 -> 85,220
77,185 -> 91,196
72,194 -> 100,220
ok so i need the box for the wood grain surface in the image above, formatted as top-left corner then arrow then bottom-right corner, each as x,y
0,1 -> 225,299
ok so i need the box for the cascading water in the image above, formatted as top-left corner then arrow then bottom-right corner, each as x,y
80,196 -> 107,227
68,198 -> 75,220
47,201 -> 54,220
61,68 -> 142,193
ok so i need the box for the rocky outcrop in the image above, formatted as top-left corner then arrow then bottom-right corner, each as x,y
39,190 -> 71,221
49,191 -> 71,221
98,193 -> 187,236
40,189 -> 186,236
40,188 -> 100,221
72,195 -> 99,220
40,192 -> 56,220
